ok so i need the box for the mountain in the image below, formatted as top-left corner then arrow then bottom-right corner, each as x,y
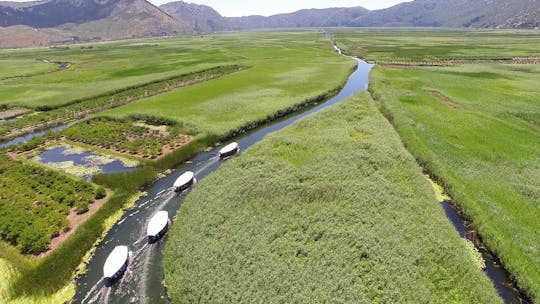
0,0 -> 188,47
228,7 -> 369,30
1,0 -> 539,48
350,0 -> 540,28
228,0 -> 540,30
160,1 -> 229,33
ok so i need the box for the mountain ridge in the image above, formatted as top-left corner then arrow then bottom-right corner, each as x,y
0,0 -> 538,48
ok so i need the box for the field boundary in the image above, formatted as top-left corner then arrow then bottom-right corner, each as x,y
376,57 -> 540,67
0,65 -> 247,141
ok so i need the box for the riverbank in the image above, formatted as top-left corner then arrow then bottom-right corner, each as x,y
369,63 -> 540,302
163,93 -> 502,303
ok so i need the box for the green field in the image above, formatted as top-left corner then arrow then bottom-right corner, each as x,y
0,31 -> 351,110
61,117 -> 190,158
98,33 -> 354,137
0,38 -> 238,108
164,94 -> 501,303
334,29 -> 540,62
0,59 -> 58,80
369,64 -> 540,301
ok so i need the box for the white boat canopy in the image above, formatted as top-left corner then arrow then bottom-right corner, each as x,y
103,246 -> 129,279
219,142 -> 239,155
173,171 -> 194,189
147,211 -> 169,237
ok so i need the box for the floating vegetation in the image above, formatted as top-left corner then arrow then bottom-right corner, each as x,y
29,144 -> 139,179
118,157 -> 139,168
463,238 -> 486,270
84,155 -> 118,167
61,145 -> 88,156
42,160 -> 102,179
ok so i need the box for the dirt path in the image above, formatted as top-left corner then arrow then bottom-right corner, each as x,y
0,108 -> 28,120
38,194 -> 110,258
428,91 -> 462,110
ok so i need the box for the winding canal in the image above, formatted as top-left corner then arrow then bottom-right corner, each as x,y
1,52 -> 514,303
73,57 -> 373,303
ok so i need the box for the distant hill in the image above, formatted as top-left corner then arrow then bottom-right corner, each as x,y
160,1 -> 230,33
228,0 -> 540,29
350,0 -> 540,28
0,0 -> 188,47
228,7 -> 369,30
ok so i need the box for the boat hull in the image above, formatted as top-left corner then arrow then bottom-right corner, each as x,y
219,147 -> 240,159
104,258 -> 128,287
148,220 -> 170,244
219,142 -> 240,159
174,177 -> 195,192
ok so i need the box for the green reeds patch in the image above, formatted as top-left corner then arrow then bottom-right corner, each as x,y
163,94 -> 501,303
9,166 -> 156,298
0,155 -> 97,254
369,64 -> 540,301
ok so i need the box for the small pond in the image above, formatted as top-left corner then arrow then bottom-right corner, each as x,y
30,145 -> 139,180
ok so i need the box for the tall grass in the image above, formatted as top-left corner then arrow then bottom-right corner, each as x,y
369,64 -> 540,301
163,94 -> 502,303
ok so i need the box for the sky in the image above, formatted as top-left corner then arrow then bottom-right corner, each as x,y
11,0 -> 410,17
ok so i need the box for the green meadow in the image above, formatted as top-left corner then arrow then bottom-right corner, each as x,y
0,59 -> 58,80
0,38 -> 236,108
369,64 -> 540,301
0,31 -> 351,110
164,94 -> 501,303
98,33 -> 354,137
334,29 -> 540,62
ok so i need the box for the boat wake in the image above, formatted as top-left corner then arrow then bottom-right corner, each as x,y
194,155 -> 219,176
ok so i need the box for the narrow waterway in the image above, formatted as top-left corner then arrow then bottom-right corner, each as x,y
73,57 -> 373,304
441,201 -> 530,303
0,124 -> 69,150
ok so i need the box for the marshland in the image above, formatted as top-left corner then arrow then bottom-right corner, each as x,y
0,28 -> 537,304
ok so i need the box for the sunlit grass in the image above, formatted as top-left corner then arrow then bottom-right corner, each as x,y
164,94 -> 501,303
369,63 -> 540,301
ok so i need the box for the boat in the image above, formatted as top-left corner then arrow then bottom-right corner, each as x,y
147,211 -> 170,243
173,171 -> 195,192
219,142 -> 240,159
103,246 -> 129,285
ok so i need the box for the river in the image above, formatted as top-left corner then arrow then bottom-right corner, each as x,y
50,54 -> 525,304
73,57 -> 372,303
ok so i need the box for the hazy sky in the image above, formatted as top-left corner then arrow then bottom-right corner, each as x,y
10,0 -> 410,17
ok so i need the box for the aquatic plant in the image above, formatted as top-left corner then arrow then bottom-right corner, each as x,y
83,154 -> 117,167
42,161 -> 101,178
0,155 -> 95,254
60,145 -> 87,156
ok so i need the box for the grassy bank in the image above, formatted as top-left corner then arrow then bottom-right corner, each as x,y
369,64 -> 540,301
163,94 -> 501,303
